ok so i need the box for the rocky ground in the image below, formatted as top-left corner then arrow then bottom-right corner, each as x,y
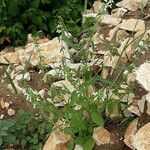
0,0 -> 150,150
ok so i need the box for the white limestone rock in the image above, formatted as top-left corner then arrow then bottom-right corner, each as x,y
101,15 -> 122,26
119,19 -> 145,32
116,0 -> 149,12
136,63 -> 150,91
92,32 -> 104,45
132,122 -> 150,150
116,30 -> 129,39
0,52 -> 20,64
111,8 -> 128,18
0,37 -> 69,66
93,1 -> 105,14
74,145 -> 83,150
43,129 -> 71,150
124,118 -> 138,149
134,30 -> 149,41
93,127 -> 110,145
106,26 -> 119,41
7,108 -> 15,116
118,37 -> 134,60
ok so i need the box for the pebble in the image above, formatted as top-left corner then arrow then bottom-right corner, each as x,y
7,108 -> 15,116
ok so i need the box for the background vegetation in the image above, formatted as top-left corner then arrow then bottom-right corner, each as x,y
0,0 -> 95,48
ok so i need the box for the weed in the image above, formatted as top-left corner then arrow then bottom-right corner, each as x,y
15,110 -> 52,150
0,119 -> 16,148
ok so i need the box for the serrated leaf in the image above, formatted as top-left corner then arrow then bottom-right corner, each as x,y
3,134 -> 16,144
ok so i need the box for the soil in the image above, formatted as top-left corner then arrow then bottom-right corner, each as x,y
95,123 -> 131,150
0,69 -> 30,119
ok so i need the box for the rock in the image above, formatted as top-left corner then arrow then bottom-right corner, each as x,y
27,34 -> 34,43
103,52 -> 126,70
27,34 -> 49,44
24,72 -> 30,81
118,37 -> 134,60
4,102 -> 10,108
136,63 -> 150,91
132,122 -> 150,150
93,1 -> 104,14
119,19 -> 145,32
128,94 -> 150,116
0,98 -> 5,109
93,127 -> 110,145
92,32 -> 104,45
101,15 -> 122,26
103,52 -> 115,67
52,79 -> 75,92
146,92 -> 150,103
44,69 -> 62,80
134,30 -> 149,41
10,65 -> 25,79
128,100 -> 140,116
39,89 -> 45,99
15,72 -> 30,81
138,95 -> 150,116
50,80 -> 76,104
111,8 -> 128,18
7,108 -> 15,116
68,48 -> 77,58
0,37 -> 69,66
74,145 -> 83,150
43,129 -> 71,150
124,118 -> 138,149
116,30 -> 129,39
120,84 -> 128,89
0,114 -> 4,119
116,0 -> 149,12
93,50 -> 107,55
102,68 -> 110,79
82,13 -> 97,19
51,80 -> 95,103
147,103 -> 150,117
68,60 -> 103,70
0,52 -> 20,64
106,26 -> 119,41
127,73 -> 136,83
138,95 -> 147,114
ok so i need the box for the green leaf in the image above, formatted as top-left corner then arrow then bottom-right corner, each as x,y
91,108 -> 104,126
82,137 -> 94,150
31,0 -> 40,8
0,130 -> 8,136
70,91 -> 78,105
0,137 -> 3,146
0,26 -> 6,32
68,139 -> 74,150
0,119 -> 16,129
107,100 -> 119,114
49,21 -> 57,33
3,134 -> 16,144
61,31 -> 79,50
